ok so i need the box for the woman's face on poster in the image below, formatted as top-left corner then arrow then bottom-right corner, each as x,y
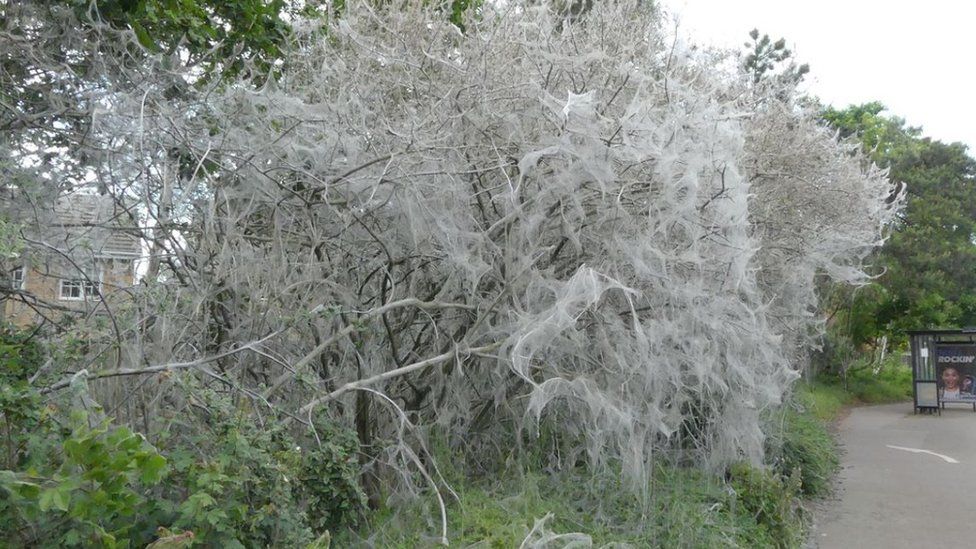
943,367 -> 961,389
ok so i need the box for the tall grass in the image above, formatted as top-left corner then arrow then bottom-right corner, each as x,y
335,465 -> 795,548
798,355 -> 912,422
766,408 -> 839,498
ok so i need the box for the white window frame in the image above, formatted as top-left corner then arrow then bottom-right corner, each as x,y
9,267 -> 24,290
59,278 -> 100,301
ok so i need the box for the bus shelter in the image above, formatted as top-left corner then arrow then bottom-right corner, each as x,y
908,329 -> 976,414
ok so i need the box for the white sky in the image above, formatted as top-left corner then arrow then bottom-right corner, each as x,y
659,0 -> 976,153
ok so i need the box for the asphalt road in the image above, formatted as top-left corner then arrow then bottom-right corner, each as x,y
811,402 -> 976,548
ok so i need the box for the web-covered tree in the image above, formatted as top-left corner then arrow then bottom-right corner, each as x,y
2,1 -> 899,542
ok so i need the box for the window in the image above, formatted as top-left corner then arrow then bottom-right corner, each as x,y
59,278 -> 100,301
9,267 -> 24,290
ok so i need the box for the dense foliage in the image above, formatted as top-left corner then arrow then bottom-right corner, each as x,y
0,331 -> 364,547
822,102 -> 976,343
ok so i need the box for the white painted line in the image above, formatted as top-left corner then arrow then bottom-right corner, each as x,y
886,445 -> 960,464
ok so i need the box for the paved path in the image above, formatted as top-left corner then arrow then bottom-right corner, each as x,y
811,402 -> 976,548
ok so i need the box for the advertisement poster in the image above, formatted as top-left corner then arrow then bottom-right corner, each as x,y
937,345 -> 976,401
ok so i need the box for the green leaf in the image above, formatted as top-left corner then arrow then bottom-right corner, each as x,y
39,487 -> 69,512
181,491 -> 217,515
1,475 -> 40,500
139,453 -> 168,484
63,529 -> 82,545
54,484 -> 72,511
129,18 -> 157,52
63,437 -> 83,460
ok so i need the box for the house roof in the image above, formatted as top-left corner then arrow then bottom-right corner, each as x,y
51,193 -> 141,259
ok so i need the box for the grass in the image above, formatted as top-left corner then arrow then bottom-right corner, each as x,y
836,359 -> 912,404
335,464 -> 791,548
766,407 -> 839,498
796,356 -> 912,422
795,382 -> 849,423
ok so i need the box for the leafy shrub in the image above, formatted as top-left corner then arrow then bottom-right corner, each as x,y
298,420 -> 367,535
0,329 -> 43,382
1,411 -> 167,548
1,332 -> 365,548
0,329 -> 58,472
158,395 -> 366,547
0,329 -> 171,547
163,424 -> 314,547
0,375 -> 48,470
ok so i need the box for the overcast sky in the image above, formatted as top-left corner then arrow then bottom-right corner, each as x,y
659,0 -> 976,153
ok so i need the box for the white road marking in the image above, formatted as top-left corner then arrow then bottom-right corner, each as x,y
886,445 -> 960,464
